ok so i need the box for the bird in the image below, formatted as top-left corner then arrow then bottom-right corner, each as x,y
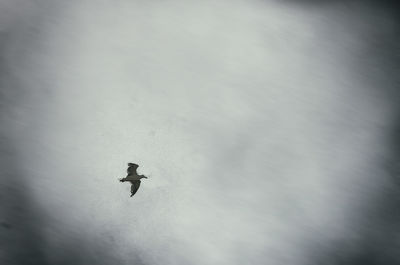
119,163 -> 148,197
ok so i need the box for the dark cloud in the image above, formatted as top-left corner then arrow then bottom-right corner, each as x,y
283,0 -> 400,8
296,1 -> 400,264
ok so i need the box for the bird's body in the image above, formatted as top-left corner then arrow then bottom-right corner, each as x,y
119,163 -> 147,197
121,175 -> 143,181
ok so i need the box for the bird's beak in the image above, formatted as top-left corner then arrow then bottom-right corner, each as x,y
143,176 -> 148,179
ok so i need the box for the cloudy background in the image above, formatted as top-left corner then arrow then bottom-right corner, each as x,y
1,0 -> 399,264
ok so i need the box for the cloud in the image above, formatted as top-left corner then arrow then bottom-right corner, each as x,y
1,0 -> 399,264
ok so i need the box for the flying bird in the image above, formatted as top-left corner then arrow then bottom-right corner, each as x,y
119,163 -> 148,197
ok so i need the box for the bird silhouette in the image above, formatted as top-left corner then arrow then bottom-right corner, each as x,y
119,163 -> 148,197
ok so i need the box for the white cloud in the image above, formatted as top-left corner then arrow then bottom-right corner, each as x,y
3,1 -> 394,264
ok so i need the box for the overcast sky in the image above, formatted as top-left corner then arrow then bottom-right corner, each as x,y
1,1 -> 399,264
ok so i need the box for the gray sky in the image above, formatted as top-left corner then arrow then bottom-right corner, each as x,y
1,1 -> 399,264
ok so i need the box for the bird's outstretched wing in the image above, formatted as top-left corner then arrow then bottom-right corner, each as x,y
127,163 -> 138,176
130,180 -> 141,197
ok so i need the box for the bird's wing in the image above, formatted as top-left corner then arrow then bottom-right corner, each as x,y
127,163 -> 138,175
130,180 -> 141,196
